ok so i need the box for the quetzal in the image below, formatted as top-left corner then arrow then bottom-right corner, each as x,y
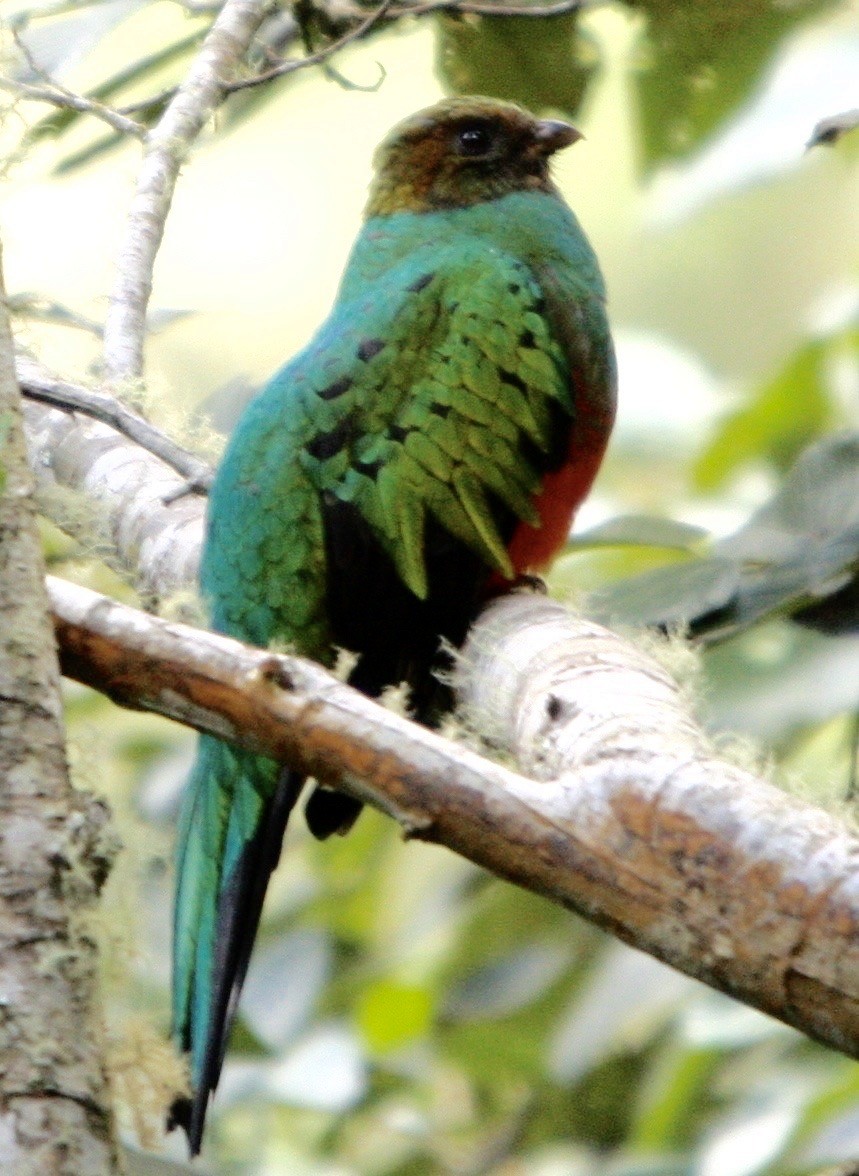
171,96 -> 617,1153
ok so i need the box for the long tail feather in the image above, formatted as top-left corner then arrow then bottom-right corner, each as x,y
171,735 -> 304,1154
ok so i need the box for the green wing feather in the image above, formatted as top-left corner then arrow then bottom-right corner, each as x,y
292,241 -> 571,599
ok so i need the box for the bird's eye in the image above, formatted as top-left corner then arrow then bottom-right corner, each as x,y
454,121 -> 496,158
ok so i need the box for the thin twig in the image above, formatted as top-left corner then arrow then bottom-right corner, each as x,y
407,0 -> 589,14
225,0 -> 392,93
0,77 -> 148,138
9,294 -> 105,337
320,0 -> 592,20
16,358 -> 214,491
321,58 -> 386,92
118,0 -> 588,112
223,0 -> 591,96
101,0 -> 270,384
3,26 -> 147,138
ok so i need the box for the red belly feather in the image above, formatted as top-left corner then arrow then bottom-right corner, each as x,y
504,379 -> 615,577
506,443 -> 606,574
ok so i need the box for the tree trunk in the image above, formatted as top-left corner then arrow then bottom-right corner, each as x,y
0,244 -> 120,1174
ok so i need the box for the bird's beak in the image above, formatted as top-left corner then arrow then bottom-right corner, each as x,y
532,119 -> 583,155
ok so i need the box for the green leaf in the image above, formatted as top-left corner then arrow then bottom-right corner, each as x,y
720,432 -> 859,564
241,930 -> 331,1050
569,515 -> 709,552
629,1045 -> 722,1150
589,556 -> 740,630
589,434 -> 859,640
356,980 -> 434,1053
550,943 -> 691,1086
435,12 -> 597,120
445,943 -> 571,1021
601,1162 -> 693,1176
693,339 -> 837,492
629,0 -> 834,168
787,1060 -> 859,1169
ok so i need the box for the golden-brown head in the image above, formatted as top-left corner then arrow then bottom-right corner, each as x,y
365,96 -> 582,218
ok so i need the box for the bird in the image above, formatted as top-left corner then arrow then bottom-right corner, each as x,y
170,95 -> 617,1154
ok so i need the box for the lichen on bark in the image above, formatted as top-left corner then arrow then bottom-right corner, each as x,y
0,245 -> 121,1175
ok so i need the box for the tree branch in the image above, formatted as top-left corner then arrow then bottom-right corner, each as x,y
224,0 -> 393,93
20,360 -> 205,600
49,575 -> 859,1062
101,0 -> 270,383
318,0 -> 594,20
0,76 -> 147,139
1,246 -> 119,1172
219,0 -> 596,96
17,357 -> 214,491
1,24 -> 148,139
20,366 -> 859,1069
110,0 -> 594,113
11,0 -> 859,1076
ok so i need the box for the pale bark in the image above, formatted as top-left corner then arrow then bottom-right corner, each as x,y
0,77 -> 145,139
22,382 -> 204,601
458,594 -> 859,1056
48,575 -> 859,1062
18,358 -> 213,492
0,252 -> 119,1173
101,0 -> 270,382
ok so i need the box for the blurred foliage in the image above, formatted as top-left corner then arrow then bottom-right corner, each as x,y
626,0 -> 837,168
693,326 -> 857,491
589,431 -> 859,640
436,12 -> 595,120
8,0 -> 844,176
3,0 -> 859,1173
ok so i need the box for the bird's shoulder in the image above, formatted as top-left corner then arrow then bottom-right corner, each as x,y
297,227 -> 572,412
280,233 -> 580,598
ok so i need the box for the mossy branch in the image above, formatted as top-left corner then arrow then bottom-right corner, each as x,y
19,353 -> 859,1064
49,575 -> 859,1063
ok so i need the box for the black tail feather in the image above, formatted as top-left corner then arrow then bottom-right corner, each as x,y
182,767 -> 306,1155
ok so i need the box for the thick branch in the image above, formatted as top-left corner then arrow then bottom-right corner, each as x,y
18,357 -> 214,490
21,361 -> 204,600
458,594 -> 859,1053
102,0 -> 269,382
48,576 -> 859,1061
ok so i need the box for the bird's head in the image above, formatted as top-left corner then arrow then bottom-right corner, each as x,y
365,96 -> 582,218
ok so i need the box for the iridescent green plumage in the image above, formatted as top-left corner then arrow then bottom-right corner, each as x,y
172,98 -> 616,1153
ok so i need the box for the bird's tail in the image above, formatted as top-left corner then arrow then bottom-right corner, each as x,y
170,734 -> 304,1154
